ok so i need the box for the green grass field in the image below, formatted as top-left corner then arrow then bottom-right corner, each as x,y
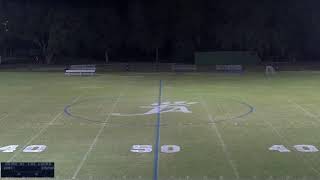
1,71 -> 320,180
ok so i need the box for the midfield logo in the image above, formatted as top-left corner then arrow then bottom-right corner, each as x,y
112,101 -> 198,116
143,101 -> 198,114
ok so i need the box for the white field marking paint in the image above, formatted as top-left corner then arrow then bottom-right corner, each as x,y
22,145 -> 47,153
7,112 -> 62,162
269,145 -> 291,153
0,98 -> 38,123
161,145 -> 180,153
95,102 -> 107,114
0,113 -> 9,122
0,145 -> 46,153
131,145 -> 153,153
112,101 -> 198,116
287,100 -> 318,131
200,97 -> 240,179
216,102 -> 240,179
130,145 -> 181,153
258,105 -> 320,176
294,145 -> 319,153
7,96 -> 82,162
289,100 -> 320,125
0,145 -> 18,152
72,94 -> 122,180
143,101 -> 197,115
301,104 -> 316,106
218,100 -> 245,130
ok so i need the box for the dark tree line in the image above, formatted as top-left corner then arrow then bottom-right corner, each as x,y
0,0 -> 319,64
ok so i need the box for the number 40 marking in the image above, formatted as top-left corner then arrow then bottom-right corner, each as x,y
0,145 -> 46,153
131,145 -> 180,153
269,144 -> 319,153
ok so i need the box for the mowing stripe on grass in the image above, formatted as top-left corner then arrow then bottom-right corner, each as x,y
72,94 -> 122,179
235,96 -> 320,176
0,112 -> 8,122
200,97 -> 240,179
7,95 -> 82,162
261,112 -> 320,176
153,80 -> 162,180
72,77 -> 142,179
8,113 -> 62,162
289,100 -> 320,125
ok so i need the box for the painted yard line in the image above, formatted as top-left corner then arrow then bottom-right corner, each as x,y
299,103 -> 316,106
7,96 -> 82,162
250,98 -> 320,176
72,94 -> 122,179
235,96 -> 320,176
200,97 -> 240,179
8,113 -> 62,162
286,99 -> 320,166
0,113 -> 9,122
153,80 -> 162,180
72,77 -> 142,179
96,101 -> 107,113
0,113 -> 9,130
289,100 -> 320,124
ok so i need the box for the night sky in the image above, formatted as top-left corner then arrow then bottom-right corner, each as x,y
0,0 -> 319,64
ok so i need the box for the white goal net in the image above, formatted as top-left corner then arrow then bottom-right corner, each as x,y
265,65 -> 276,75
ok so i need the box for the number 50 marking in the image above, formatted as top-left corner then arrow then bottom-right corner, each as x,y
131,145 -> 180,154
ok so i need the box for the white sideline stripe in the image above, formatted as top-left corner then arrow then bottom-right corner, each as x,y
289,100 -> 320,123
72,94 -> 122,179
7,96 -> 82,162
200,97 -> 240,179
255,99 -> 320,176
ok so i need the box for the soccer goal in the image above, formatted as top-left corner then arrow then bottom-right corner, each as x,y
265,65 -> 276,75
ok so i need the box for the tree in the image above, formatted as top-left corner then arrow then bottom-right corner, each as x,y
91,7 -> 123,63
6,2 -> 72,64
25,6 -> 68,64
126,0 -> 152,56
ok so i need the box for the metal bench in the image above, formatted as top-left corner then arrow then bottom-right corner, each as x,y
65,65 -> 96,76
